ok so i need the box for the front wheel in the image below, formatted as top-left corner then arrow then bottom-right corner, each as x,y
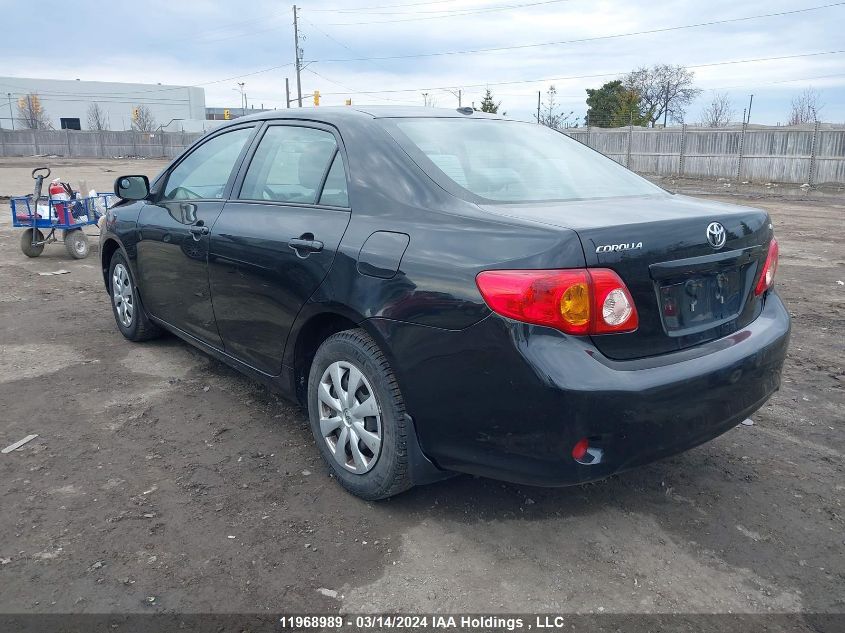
63,229 -> 89,259
20,229 -> 45,257
307,329 -> 413,500
108,251 -> 161,342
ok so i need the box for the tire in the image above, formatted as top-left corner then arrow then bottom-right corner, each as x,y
108,251 -> 162,342
63,229 -> 90,259
307,328 -> 413,500
20,229 -> 45,257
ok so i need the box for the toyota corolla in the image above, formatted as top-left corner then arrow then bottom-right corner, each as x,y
100,107 -> 789,499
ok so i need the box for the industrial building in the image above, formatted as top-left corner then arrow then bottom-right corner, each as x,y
0,76 -> 207,131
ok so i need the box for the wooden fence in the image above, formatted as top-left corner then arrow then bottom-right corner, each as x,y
1,123 -> 843,184
564,122 -> 844,185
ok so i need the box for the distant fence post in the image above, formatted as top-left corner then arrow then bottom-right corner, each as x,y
626,121 -> 633,168
65,129 -> 72,157
0,129 -> 5,157
586,125 -> 592,149
99,131 -> 105,158
736,122 -> 747,181
33,130 -> 39,155
808,120 -> 820,186
679,124 -> 687,177
160,132 -> 165,158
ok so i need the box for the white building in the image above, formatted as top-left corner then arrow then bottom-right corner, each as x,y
0,76 -> 206,131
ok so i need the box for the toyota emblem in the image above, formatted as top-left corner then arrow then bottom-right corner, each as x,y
706,222 -> 727,249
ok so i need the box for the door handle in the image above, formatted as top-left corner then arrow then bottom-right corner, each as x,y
289,237 -> 324,255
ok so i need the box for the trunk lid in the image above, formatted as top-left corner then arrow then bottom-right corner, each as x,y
478,194 -> 773,360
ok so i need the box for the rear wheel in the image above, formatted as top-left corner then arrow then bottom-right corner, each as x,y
109,251 -> 161,341
307,329 -> 412,500
20,229 -> 44,257
63,229 -> 89,259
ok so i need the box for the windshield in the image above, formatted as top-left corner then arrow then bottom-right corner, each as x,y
385,118 -> 663,203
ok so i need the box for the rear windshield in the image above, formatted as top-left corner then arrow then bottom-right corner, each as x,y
384,118 -> 663,203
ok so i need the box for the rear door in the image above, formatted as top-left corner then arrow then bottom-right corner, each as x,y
208,122 -> 351,374
136,125 -> 256,346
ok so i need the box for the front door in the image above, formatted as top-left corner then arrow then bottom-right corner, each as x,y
209,123 -> 351,374
136,126 -> 255,347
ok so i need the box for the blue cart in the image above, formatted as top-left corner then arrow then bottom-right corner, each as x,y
11,167 -> 114,259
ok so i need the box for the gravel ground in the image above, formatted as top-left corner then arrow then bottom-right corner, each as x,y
0,158 -> 842,627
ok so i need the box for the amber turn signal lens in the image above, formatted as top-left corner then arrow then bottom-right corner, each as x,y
560,282 -> 589,326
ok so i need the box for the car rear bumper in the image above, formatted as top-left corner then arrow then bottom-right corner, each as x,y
368,291 -> 790,486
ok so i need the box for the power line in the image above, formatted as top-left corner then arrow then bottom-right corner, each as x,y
316,49 -> 845,95
313,0 -> 574,24
310,2 -> 845,60
311,0 -> 571,16
301,17 -> 396,77
307,0 -> 464,11
0,63 -> 296,100
303,67 -> 418,104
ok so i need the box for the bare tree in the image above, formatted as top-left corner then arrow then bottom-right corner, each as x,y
788,87 -> 824,125
699,92 -> 735,127
535,85 -> 575,130
16,94 -> 52,129
624,64 -> 701,127
131,104 -> 156,132
421,92 -> 437,107
86,103 -> 110,131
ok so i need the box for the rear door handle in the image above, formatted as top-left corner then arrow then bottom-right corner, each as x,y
289,238 -> 324,254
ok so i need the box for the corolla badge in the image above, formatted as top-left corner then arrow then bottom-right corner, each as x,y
595,241 -> 642,254
706,222 -> 727,249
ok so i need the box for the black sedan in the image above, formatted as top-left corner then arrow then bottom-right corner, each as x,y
101,106 -> 789,499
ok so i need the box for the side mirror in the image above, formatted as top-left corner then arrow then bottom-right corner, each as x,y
115,175 -> 150,201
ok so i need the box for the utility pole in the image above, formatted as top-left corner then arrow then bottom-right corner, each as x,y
422,92 -> 429,106
293,5 -> 303,107
663,82 -> 670,128
536,91 -> 541,124
7,93 -> 13,130
745,94 -> 754,125
235,82 -> 246,116
445,88 -> 462,107
285,78 -> 291,108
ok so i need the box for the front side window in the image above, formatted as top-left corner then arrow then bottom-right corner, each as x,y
384,118 -> 664,203
240,126 -> 339,204
163,127 -> 253,201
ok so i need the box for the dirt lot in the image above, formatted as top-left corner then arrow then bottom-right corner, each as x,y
0,158 -> 842,625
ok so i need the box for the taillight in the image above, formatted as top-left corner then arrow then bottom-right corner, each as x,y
475,268 -> 638,335
754,237 -> 779,296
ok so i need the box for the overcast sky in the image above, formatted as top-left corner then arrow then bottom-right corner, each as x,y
1,0 -> 843,124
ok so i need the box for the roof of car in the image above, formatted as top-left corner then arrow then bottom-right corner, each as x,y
230,105 -> 506,124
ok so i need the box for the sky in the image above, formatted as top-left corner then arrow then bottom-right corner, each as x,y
0,0 -> 843,125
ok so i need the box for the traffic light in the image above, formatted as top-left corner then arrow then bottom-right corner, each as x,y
313,90 -> 320,106
223,109 -> 231,120
132,108 -> 139,121
345,98 -> 352,106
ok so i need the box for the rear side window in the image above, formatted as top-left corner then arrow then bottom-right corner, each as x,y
162,127 -> 253,201
240,126 -> 339,204
318,153 -> 349,207
385,118 -> 663,203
